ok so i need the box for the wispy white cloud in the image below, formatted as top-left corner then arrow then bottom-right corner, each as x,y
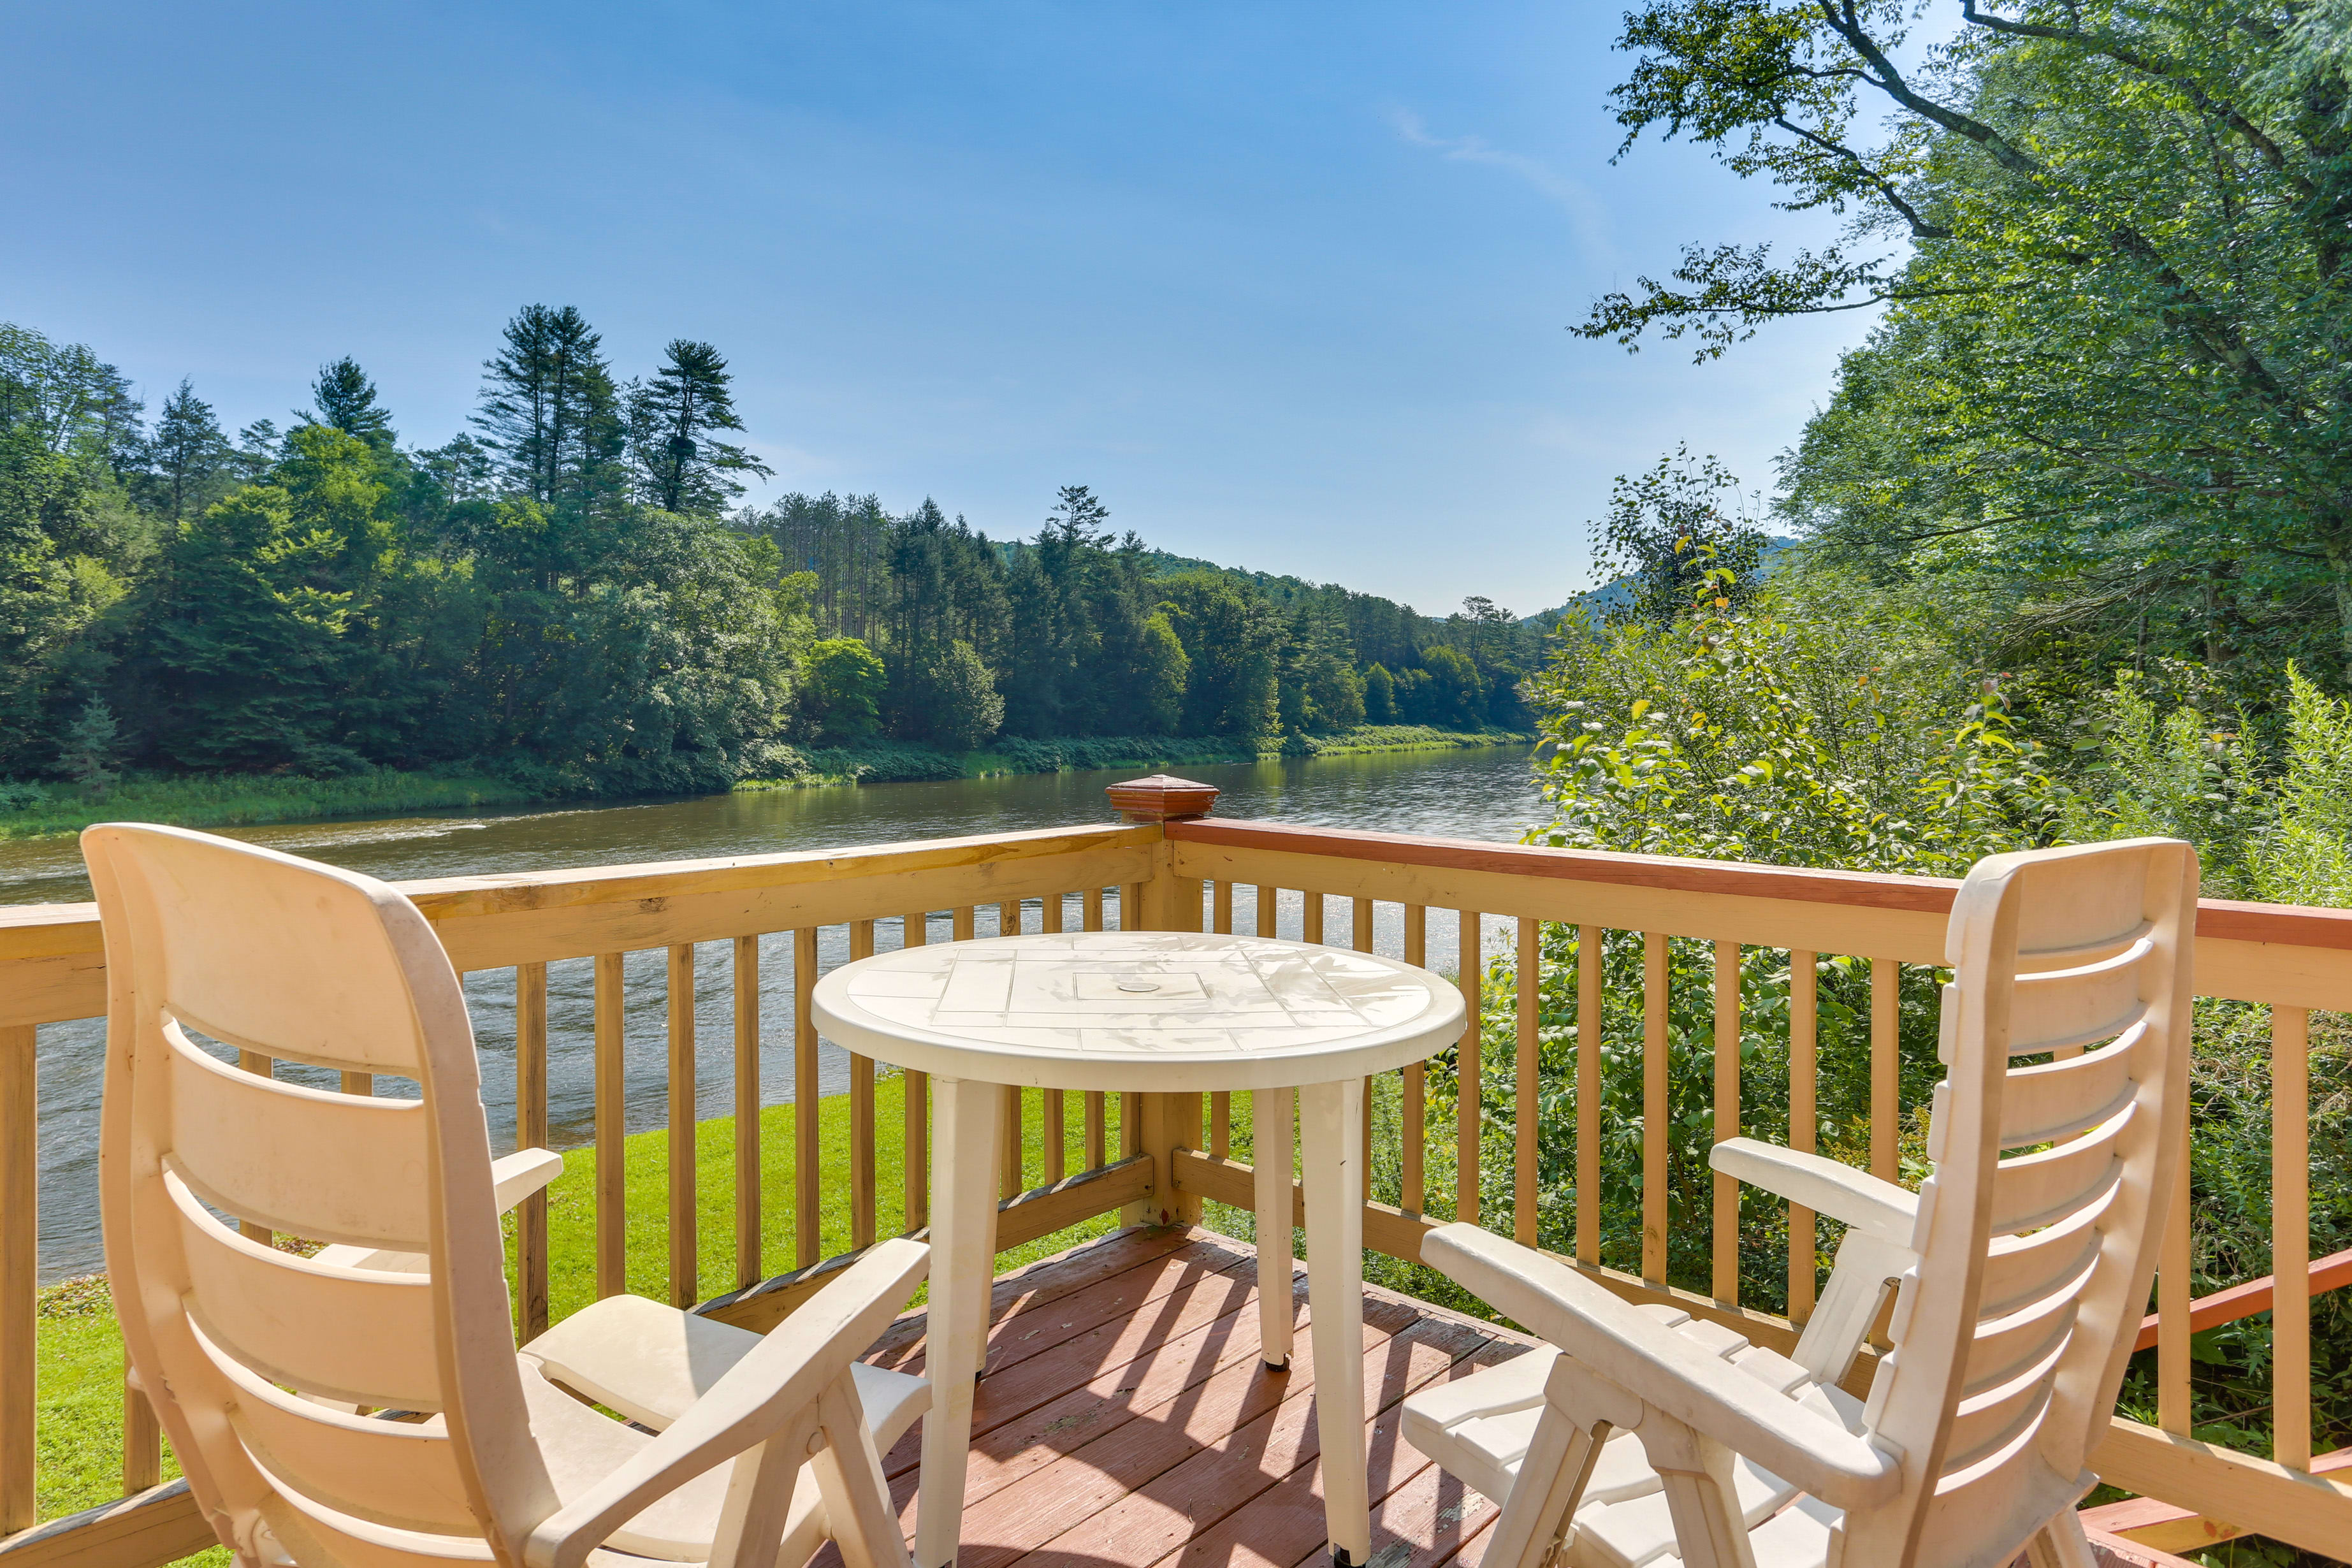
1388,108 -> 1615,267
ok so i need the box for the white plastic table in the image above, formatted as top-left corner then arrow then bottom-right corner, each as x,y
813,929 -> 1467,1568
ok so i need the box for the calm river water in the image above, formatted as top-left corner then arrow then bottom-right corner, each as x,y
20,743 -> 1544,1279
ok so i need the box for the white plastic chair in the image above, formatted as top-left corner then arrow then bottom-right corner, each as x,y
88,823 -> 931,1568
1400,838 -> 2195,1568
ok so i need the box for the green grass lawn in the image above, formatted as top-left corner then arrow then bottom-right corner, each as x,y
31,1073 -> 1128,1552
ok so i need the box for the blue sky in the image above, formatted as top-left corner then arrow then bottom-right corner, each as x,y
3,3 -> 1869,614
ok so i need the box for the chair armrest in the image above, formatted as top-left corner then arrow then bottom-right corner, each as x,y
1420,1224 -> 1901,1509
522,1237 -> 929,1568
494,1148 -> 564,1214
1708,1138 -> 1917,1247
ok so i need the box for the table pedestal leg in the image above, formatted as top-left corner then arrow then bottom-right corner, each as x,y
915,1076 -> 1003,1568
1299,1077 -> 1369,1568
1252,1084 -> 1296,1370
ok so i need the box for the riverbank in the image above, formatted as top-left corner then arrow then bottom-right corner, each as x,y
0,725 -> 1533,842
737,723 -> 1534,789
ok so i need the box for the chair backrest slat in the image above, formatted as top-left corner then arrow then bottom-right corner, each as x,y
164,1027 -> 433,1249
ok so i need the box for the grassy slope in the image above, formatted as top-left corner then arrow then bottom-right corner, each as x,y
32,1075 -> 1122,1543
0,771 -> 542,843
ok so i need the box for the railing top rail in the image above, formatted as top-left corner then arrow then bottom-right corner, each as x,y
1169,817 -> 2352,954
0,822 -> 1154,960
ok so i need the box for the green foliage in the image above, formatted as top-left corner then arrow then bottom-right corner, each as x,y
801,637 -> 887,741
1363,661 -> 1397,723
1528,580 -> 2053,873
627,339 -> 771,515
54,698 -> 117,796
1590,447 -> 1768,628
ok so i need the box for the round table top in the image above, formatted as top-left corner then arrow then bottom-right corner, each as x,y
811,930 -> 1467,1093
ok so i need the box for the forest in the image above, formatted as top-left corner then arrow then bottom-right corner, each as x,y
0,314 -> 1535,802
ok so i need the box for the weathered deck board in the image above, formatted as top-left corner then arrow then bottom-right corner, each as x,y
809,1226 -> 1525,1568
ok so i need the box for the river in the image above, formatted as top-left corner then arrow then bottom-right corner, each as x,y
19,743 -> 1546,1279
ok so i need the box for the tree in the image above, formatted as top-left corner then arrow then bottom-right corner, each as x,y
1364,662 -> 1397,723
1421,644 -> 1484,727
802,637 -> 887,741
1161,571 -> 1281,737
306,357 -> 395,449
1583,1 -> 2352,668
146,379 -> 229,522
926,641 -> 1005,750
475,305 -> 625,516
55,697 -> 119,795
629,340 -> 772,514
1589,449 -> 1766,628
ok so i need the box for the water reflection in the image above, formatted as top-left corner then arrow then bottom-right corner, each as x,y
26,745 -> 1546,1278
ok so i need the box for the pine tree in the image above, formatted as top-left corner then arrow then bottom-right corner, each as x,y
55,697 -> 119,795
475,305 -> 625,513
306,358 -> 395,449
147,380 -> 229,521
628,340 -> 771,514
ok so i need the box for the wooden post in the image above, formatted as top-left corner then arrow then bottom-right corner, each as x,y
901,913 -> 929,1233
2,1026 -> 34,1534
1456,911 -> 1481,1227
1402,904 -> 1427,1216
1787,950 -> 1818,1322
733,936 -> 762,1289
1642,933 -> 1669,1284
794,927 -> 820,1270
1514,918 -> 1539,1246
1575,924 -> 1602,1266
594,954 -> 626,1298
1711,940 -> 1741,1307
850,920 -> 876,1249
516,962 -> 550,1341
1108,778 -> 1219,1226
666,944 -> 697,1308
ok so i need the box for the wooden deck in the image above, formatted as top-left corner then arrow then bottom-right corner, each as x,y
814,1224 -> 2202,1568
824,1225 -> 1521,1568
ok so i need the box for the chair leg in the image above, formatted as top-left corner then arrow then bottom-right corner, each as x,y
2023,1510 -> 2098,1568
815,1373 -> 917,1568
1481,1410 -> 1608,1568
709,1407 -> 820,1568
1635,1418 -> 1759,1568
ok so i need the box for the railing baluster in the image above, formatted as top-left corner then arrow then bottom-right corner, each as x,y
1121,1092 -> 1140,1157
1456,910 -> 1481,1227
2160,1098 -> 2193,1434
1787,949 -> 1818,1323
341,1070 -> 373,1096
3,1025 -> 34,1533
955,905 -> 976,941
238,1050 -> 275,1244
1001,1087 -> 1025,1199
902,913 -> 929,1232
1642,933 -> 1668,1284
516,962 -> 550,1340
1121,883 -> 1143,929
2274,1005 -> 2311,1470
1085,1091 -> 1107,1170
594,952 -> 625,1298
1402,904 -> 1426,1216
1712,940 -> 1740,1307
733,936 -> 762,1288
667,943 -> 697,1308
1044,889 -> 1067,1180
1516,917 -> 1539,1246
1084,887 -> 1105,932
1214,880 -> 1234,934
850,920 -> 876,1251
1357,897 -> 1376,1202
1257,884 -> 1278,939
1869,958 -> 1898,1184
1210,1091 -> 1230,1158
794,927 -> 820,1270
1303,889 -> 1324,945
998,897 -> 1021,939
1576,924 -> 1601,1266
122,1377 -> 159,1494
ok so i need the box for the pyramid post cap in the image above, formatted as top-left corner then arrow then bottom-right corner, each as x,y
1105,775 -> 1221,823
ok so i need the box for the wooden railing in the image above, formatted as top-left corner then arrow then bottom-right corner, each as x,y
2,793 -> 2348,1563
